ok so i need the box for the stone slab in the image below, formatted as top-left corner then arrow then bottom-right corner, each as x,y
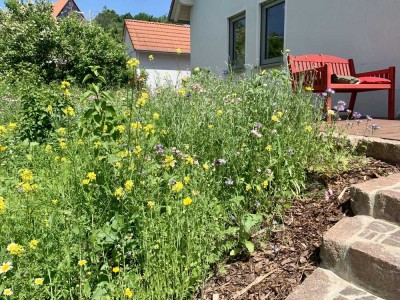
286,268 -> 383,300
321,216 -> 400,300
375,190 -> 400,224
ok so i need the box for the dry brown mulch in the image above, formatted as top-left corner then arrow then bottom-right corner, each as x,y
197,159 -> 399,300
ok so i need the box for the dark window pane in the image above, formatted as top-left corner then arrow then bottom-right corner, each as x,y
265,3 -> 284,60
232,17 -> 246,68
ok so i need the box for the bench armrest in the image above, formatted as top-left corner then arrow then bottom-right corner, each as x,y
355,67 -> 395,78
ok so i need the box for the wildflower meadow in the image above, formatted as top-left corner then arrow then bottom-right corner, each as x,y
0,55 -> 354,299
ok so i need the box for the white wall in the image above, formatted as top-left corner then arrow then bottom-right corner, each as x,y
189,0 -> 400,117
124,31 -> 191,88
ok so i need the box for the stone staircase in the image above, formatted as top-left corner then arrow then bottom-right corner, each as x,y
287,174 -> 400,300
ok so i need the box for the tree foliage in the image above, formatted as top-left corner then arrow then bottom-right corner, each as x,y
0,0 -> 127,85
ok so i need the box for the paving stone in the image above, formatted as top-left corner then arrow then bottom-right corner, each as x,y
321,216 -> 400,300
286,268 -> 382,300
375,190 -> 400,224
350,174 -> 400,221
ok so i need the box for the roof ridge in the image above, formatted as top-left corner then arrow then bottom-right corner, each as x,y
124,19 -> 190,29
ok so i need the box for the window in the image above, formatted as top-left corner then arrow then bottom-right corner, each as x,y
229,13 -> 246,69
261,1 -> 285,65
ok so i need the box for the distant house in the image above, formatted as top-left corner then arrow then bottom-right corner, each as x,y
52,0 -> 83,19
123,20 -> 191,88
169,0 -> 400,118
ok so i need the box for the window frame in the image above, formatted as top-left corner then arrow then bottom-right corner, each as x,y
229,12 -> 246,70
260,0 -> 285,66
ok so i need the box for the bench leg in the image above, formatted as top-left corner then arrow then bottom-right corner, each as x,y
349,92 -> 357,117
389,85 -> 395,120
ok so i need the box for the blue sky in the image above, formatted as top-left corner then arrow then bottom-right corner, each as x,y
0,0 -> 172,18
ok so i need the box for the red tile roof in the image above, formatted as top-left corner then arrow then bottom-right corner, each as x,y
52,0 -> 68,18
124,20 -> 190,54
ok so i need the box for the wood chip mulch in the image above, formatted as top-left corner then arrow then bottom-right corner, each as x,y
197,158 -> 399,300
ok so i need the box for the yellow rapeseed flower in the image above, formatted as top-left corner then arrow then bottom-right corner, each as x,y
112,266 -> 120,273
116,125 -> 125,133
277,111 -> 283,117
124,180 -> 134,192
148,54 -> 154,61
0,196 -> 5,214
45,145 -> 52,153
153,112 -> 160,120
29,239 -> 39,249
265,145 -> 272,152
125,288 -> 133,298
262,180 -> 269,188
217,109 -> 223,116
3,289 -> 13,296
7,243 -> 25,256
178,88 -> 186,96
147,201 -> 155,208
57,127 -> 66,136
51,199 -> 59,205
82,179 -> 90,185
7,123 -> 17,131
0,145 -> 7,152
127,58 -> 140,68
59,141 -> 67,150
0,125 -> 6,135
20,169 -> 34,182
47,105 -> 53,113
133,146 -> 142,156
163,155 -> 175,170
305,125 -> 313,133
328,110 -> 335,116
185,156 -> 194,165
60,157 -> 67,163
61,81 -> 71,90
114,187 -> 124,200
184,176 -> 190,184
114,162 -> 122,169
87,172 -> 96,181
63,106 -> 75,117
246,184 -> 252,191
171,182 -> 184,193
193,67 -> 200,73
34,278 -> 44,285
305,86 -> 313,92
131,121 -> 142,130
78,260 -> 87,267
202,164 -> 210,170
0,262 -> 12,274
183,197 -> 193,206
271,115 -> 278,122
176,48 -> 182,54
182,77 -> 188,83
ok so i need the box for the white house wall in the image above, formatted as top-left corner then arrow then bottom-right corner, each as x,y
124,31 -> 190,88
189,0 -> 400,117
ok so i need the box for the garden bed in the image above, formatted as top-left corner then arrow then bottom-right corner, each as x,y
198,158 -> 399,300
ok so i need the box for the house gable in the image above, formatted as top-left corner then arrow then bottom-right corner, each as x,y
52,0 -> 83,19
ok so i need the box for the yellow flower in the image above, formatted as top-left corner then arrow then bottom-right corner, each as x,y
114,187 -> 124,200
127,58 -> 140,68
57,127 -> 66,136
82,179 -> 90,185
153,113 -> 160,120
86,271 -> 91,276
0,145 -> 7,152
178,88 -> 186,96
54,156 -> 60,161
148,54 -> 154,61
202,164 -> 210,170
208,124 -> 213,129
305,86 -> 313,92
163,155 -> 175,170
171,181 -> 184,193
34,278 -> 44,285
94,141 -> 102,148
176,48 -> 182,54
112,266 -> 120,273
217,109 -> 223,116
78,260 -> 87,267
133,145 -> 142,156
20,169 -> 34,182
0,196 -> 5,214
182,77 -> 188,83
47,105 -> 53,113
29,239 -> 39,249
124,180 -> 134,192
328,110 -> 335,116
125,288 -> 133,298
63,106 -> 74,116
7,243 -> 25,256
7,122 -> 16,131
265,145 -> 272,152
262,180 -> 269,188
77,139 -> 84,145
147,201 -> 155,208
185,156 -> 194,165
61,81 -> 71,90
305,125 -> 313,133
45,145 -> 52,153
0,125 -> 6,135
136,92 -> 149,107
183,197 -> 193,206
116,125 -> 125,133
51,199 -> 58,205
60,157 -> 67,163
193,67 -> 200,73
271,115 -> 278,122
184,176 -> 190,184
3,289 -> 13,296
246,184 -> 252,191
277,111 -> 283,117
87,172 -> 96,181
0,262 -> 12,274
114,162 -> 122,169
59,141 -> 67,150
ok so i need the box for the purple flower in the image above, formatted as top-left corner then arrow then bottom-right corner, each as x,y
346,121 -> 353,127
250,129 -> 262,138
254,122 -> 263,129
186,93 -> 191,97
222,70 -> 229,76
271,244 -> 279,253
137,119 -> 143,123
230,214 -> 236,221
225,178 -> 234,186
321,92 -> 328,97
334,100 -> 346,112
368,123 -> 380,131
153,144 -> 164,154
254,200 -> 260,207
326,88 -> 335,95
287,147 -> 294,156
214,158 -> 227,165
366,115 -> 373,121
353,112 -> 362,119
169,180 -> 176,186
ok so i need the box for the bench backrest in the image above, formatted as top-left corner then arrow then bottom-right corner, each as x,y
288,54 -> 355,76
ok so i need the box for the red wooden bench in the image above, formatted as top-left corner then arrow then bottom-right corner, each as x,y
288,54 -> 396,119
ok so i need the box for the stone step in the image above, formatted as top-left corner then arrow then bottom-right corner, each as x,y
286,268 -> 383,300
321,216 -> 400,300
350,173 -> 400,224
